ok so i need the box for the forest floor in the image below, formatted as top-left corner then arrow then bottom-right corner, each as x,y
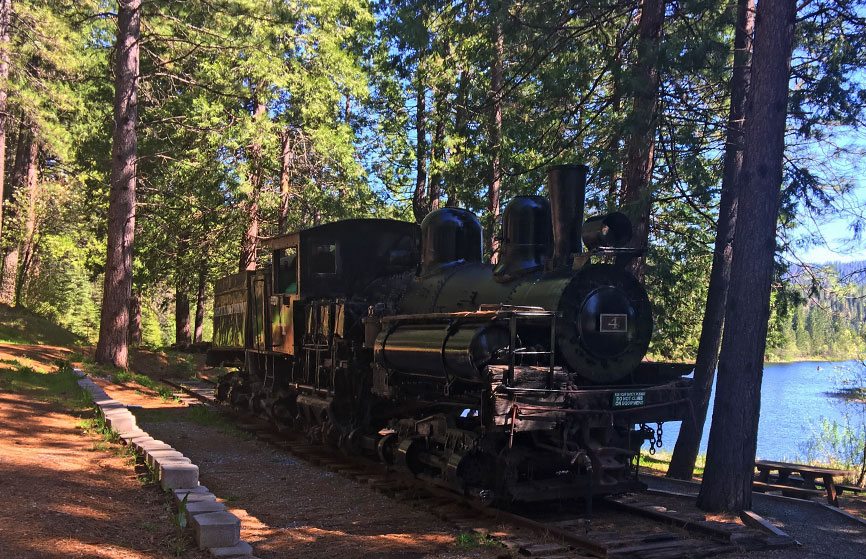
638,454 -> 866,522
0,306 -> 500,558
0,342 -> 209,559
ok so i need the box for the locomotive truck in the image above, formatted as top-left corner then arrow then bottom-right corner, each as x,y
207,164 -> 693,503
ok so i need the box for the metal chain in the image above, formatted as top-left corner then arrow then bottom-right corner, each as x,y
656,422 -> 664,448
640,423 -> 657,455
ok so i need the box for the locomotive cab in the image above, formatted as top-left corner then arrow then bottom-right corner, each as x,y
209,218 -> 420,361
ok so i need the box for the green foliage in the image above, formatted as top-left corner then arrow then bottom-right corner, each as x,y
0,360 -> 91,410
1,0 -> 865,365
22,234 -> 100,342
454,531 -> 500,550
766,262 -> 866,362
77,414 -> 121,445
0,304 -> 82,346
107,369 -> 177,401
799,361 -> 866,484
640,449 -> 707,478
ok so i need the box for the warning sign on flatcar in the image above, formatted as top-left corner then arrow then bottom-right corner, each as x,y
612,391 -> 646,408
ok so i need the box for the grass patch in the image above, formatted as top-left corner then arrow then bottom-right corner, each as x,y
133,405 -> 251,440
84,364 -> 179,402
0,360 -> 91,410
77,414 -> 120,444
639,449 -> 706,478
164,352 -> 198,379
454,532 -> 500,550
186,405 -> 252,438
0,304 -> 83,346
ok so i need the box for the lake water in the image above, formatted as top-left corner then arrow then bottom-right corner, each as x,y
654,360 -> 861,461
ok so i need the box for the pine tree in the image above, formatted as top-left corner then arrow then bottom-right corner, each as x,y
667,0 -> 755,481
95,0 -> 141,369
698,0 -> 798,513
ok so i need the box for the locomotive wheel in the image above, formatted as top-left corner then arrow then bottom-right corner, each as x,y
395,437 -> 424,476
229,386 -> 249,410
455,452 -> 497,506
340,428 -> 363,456
269,396 -> 297,428
216,373 -> 234,402
377,432 -> 397,465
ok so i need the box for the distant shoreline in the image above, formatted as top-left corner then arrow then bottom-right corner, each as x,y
765,355 -> 862,365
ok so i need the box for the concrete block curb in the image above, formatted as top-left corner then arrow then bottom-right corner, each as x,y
209,541 -> 253,557
118,429 -> 147,442
76,370 -> 247,555
144,448 -> 185,464
136,441 -> 173,453
185,500 -> 226,517
160,463 -> 199,490
192,511 -> 241,549
174,486 -> 210,498
176,492 -> 217,504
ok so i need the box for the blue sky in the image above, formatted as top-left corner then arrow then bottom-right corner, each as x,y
795,181 -> 866,264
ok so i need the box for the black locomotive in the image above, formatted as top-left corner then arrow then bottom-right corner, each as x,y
208,164 -> 693,503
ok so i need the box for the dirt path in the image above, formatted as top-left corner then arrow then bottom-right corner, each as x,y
0,345 -> 208,559
133,405 -> 499,559
642,474 -> 866,559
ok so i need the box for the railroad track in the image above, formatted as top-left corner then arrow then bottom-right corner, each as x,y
162,377 -> 796,559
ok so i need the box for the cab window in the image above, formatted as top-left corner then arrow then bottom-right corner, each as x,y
311,243 -> 338,275
274,247 -> 298,294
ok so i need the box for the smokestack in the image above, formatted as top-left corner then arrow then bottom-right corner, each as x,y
548,164 -> 589,269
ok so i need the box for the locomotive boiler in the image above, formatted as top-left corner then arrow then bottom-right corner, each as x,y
208,164 -> 693,503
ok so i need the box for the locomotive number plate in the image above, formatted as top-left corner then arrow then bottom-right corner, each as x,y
612,391 -> 646,408
600,314 -> 628,332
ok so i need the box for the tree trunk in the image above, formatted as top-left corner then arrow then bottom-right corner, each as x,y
617,0 -> 665,282
95,0 -> 141,370
429,85 -> 446,212
239,99 -> 266,272
412,73 -> 429,223
175,233 -> 191,347
667,0 -> 755,480
857,436 -> 866,487
487,15 -> 504,264
446,70 -> 468,207
697,0 -> 797,513
0,0 -> 10,242
128,290 -> 141,347
604,25 -> 628,211
0,125 -> 35,305
175,288 -> 190,347
278,128 -> 294,234
14,136 -> 39,306
193,263 -> 206,344
0,245 -> 16,305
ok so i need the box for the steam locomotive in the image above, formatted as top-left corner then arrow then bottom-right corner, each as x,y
207,164 -> 693,503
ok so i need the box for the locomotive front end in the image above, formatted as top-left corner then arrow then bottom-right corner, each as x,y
365,164 -> 693,502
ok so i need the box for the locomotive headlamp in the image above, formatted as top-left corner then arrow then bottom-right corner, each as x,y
581,212 -> 633,250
